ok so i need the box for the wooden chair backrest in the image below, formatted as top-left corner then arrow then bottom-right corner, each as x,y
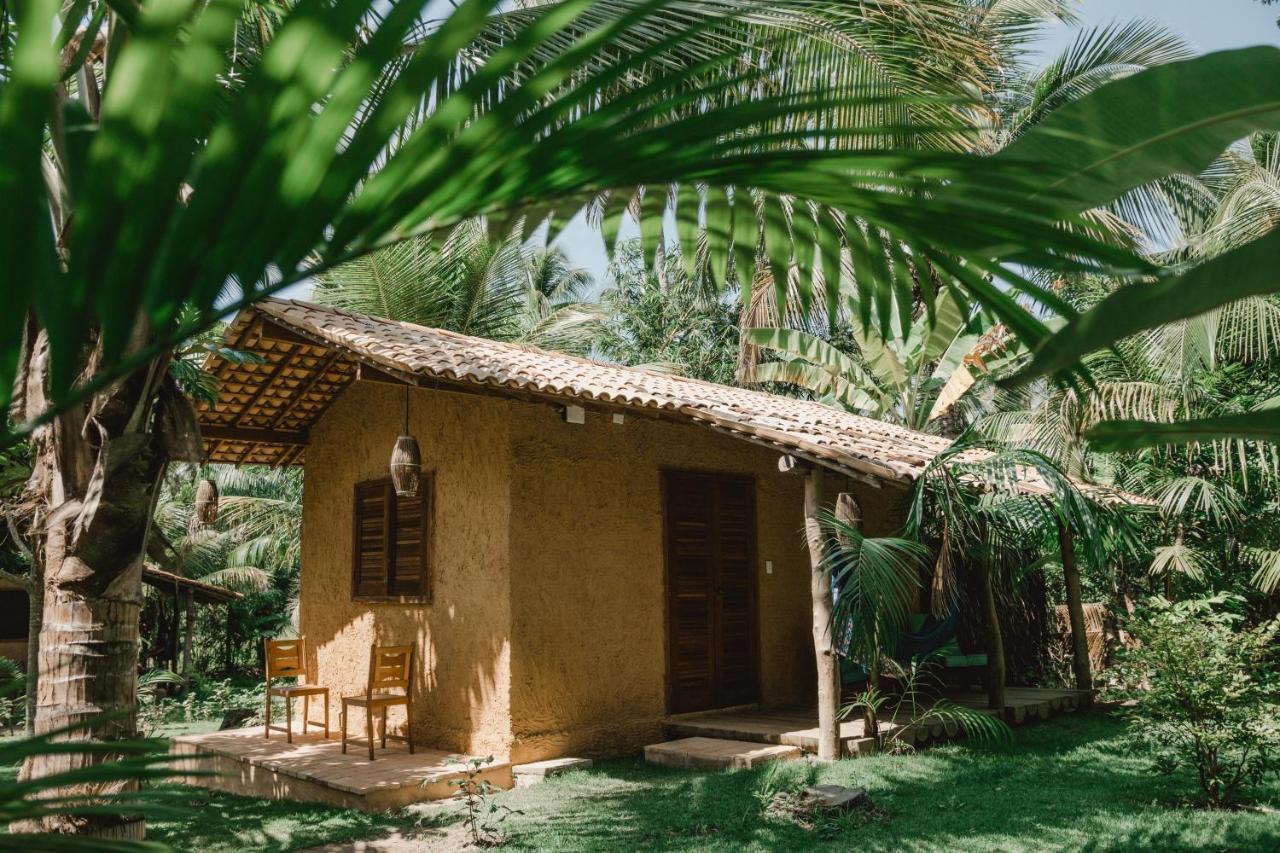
367,644 -> 414,695
265,638 -> 307,681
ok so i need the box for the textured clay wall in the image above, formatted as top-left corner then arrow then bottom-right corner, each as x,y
299,381 -> 514,756
301,380 -> 906,763
504,402 -> 903,763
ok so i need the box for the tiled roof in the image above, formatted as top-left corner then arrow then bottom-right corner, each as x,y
198,298 -> 1152,505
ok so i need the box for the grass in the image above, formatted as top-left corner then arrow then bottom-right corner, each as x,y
486,712 -> 1280,852
9,712 -> 1279,850
147,786 -> 408,852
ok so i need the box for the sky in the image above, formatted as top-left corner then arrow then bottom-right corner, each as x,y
284,0 -> 1279,300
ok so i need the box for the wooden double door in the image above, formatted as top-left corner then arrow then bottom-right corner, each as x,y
664,471 -> 759,714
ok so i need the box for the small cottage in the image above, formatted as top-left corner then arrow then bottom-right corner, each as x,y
195,298 -> 1105,765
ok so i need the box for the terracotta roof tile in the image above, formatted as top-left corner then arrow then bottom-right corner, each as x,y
203,298 -> 1152,507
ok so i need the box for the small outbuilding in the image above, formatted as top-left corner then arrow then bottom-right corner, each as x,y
195,298 -> 1135,764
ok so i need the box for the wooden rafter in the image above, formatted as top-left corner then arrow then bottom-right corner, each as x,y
232,346 -> 299,428
200,425 -> 309,444
267,349 -> 344,429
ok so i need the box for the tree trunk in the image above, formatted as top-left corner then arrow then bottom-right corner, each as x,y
16,326 -> 179,839
803,465 -> 840,760
24,573 -> 42,734
977,530 -> 1006,711
1057,521 -> 1093,692
170,587 -> 182,671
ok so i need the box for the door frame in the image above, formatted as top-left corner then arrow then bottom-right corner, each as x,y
660,468 -> 762,715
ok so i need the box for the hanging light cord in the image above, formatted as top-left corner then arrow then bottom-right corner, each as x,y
404,384 -> 410,434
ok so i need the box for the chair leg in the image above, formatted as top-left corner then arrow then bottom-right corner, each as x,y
264,689 -> 271,739
323,692 -> 330,739
341,703 -> 348,754
380,709 -> 387,749
303,694 -> 309,736
366,707 -> 375,761
406,698 -> 414,755
285,693 -> 294,744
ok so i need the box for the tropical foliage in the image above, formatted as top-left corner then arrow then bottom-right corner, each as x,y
594,241 -> 742,384
314,220 -> 601,355
2,0 -> 1279,841
1114,595 -> 1280,808
148,465 -> 302,674
747,288 -> 1017,430
0,719 -> 190,849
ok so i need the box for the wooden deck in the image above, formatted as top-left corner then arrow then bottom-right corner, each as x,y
169,726 -> 512,811
664,687 -> 1092,756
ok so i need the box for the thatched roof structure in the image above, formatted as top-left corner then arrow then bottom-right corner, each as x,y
197,298 -> 1151,505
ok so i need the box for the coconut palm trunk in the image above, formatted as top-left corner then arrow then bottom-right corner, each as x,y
15,327 -> 183,837
1057,520 -> 1093,692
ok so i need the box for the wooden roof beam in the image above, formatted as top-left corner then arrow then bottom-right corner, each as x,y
200,425 -> 309,445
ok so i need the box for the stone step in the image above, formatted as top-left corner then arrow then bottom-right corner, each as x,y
644,737 -> 802,770
511,757 -> 593,787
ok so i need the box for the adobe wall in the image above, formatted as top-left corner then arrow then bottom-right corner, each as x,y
504,400 -> 902,763
299,380 -> 514,756
300,379 -> 907,763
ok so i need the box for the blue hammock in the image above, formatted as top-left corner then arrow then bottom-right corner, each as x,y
841,612 -> 954,685
892,611 -> 960,660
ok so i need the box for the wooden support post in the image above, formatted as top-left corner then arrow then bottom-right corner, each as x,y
977,523 -> 1006,711
834,493 -> 874,737
803,464 -> 841,760
180,590 -> 195,682
170,587 -> 182,672
1057,521 -> 1093,692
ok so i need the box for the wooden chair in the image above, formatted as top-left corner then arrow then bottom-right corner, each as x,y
341,644 -> 415,760
264,637 -> 329,743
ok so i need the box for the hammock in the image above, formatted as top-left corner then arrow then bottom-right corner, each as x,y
840,611 -> 961,686
892,611 -> 960,660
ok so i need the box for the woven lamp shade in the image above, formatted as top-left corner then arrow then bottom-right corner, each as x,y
194,478 -> 219,525
390,435 -> 422,497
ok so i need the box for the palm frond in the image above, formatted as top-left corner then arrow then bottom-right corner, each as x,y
1148,539 -> 1207,582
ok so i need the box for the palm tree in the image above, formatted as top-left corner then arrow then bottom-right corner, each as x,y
313,219 -> 602,355
594,240 -> 742,384
1015,134 -> 1280,445
969,138 -> 1280,597
903,439 -> 1137,707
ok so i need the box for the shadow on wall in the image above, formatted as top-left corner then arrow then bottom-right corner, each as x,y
298,381 -> 515,757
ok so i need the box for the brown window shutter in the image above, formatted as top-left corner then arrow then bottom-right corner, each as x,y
390,477 -> 431,598
353,480 -> 391,598
353,476 -> 431,601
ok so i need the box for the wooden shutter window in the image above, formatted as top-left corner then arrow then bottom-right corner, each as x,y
352,476 -> 431,602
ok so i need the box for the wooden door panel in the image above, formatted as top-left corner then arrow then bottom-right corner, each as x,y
665,471 -> 758,713
713,477 -> 756,707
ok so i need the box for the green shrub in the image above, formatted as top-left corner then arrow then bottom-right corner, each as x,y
0,657 -> 24,733
137,674 -> 267,734
1114,594 -> 1280,808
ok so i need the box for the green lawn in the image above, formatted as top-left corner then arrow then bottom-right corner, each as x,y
140,711 -> 1279,852
147,787 -> 408,851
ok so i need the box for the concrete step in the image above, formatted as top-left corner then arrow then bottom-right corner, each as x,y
511,757 -> 592,787
644,737 -> 802,770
